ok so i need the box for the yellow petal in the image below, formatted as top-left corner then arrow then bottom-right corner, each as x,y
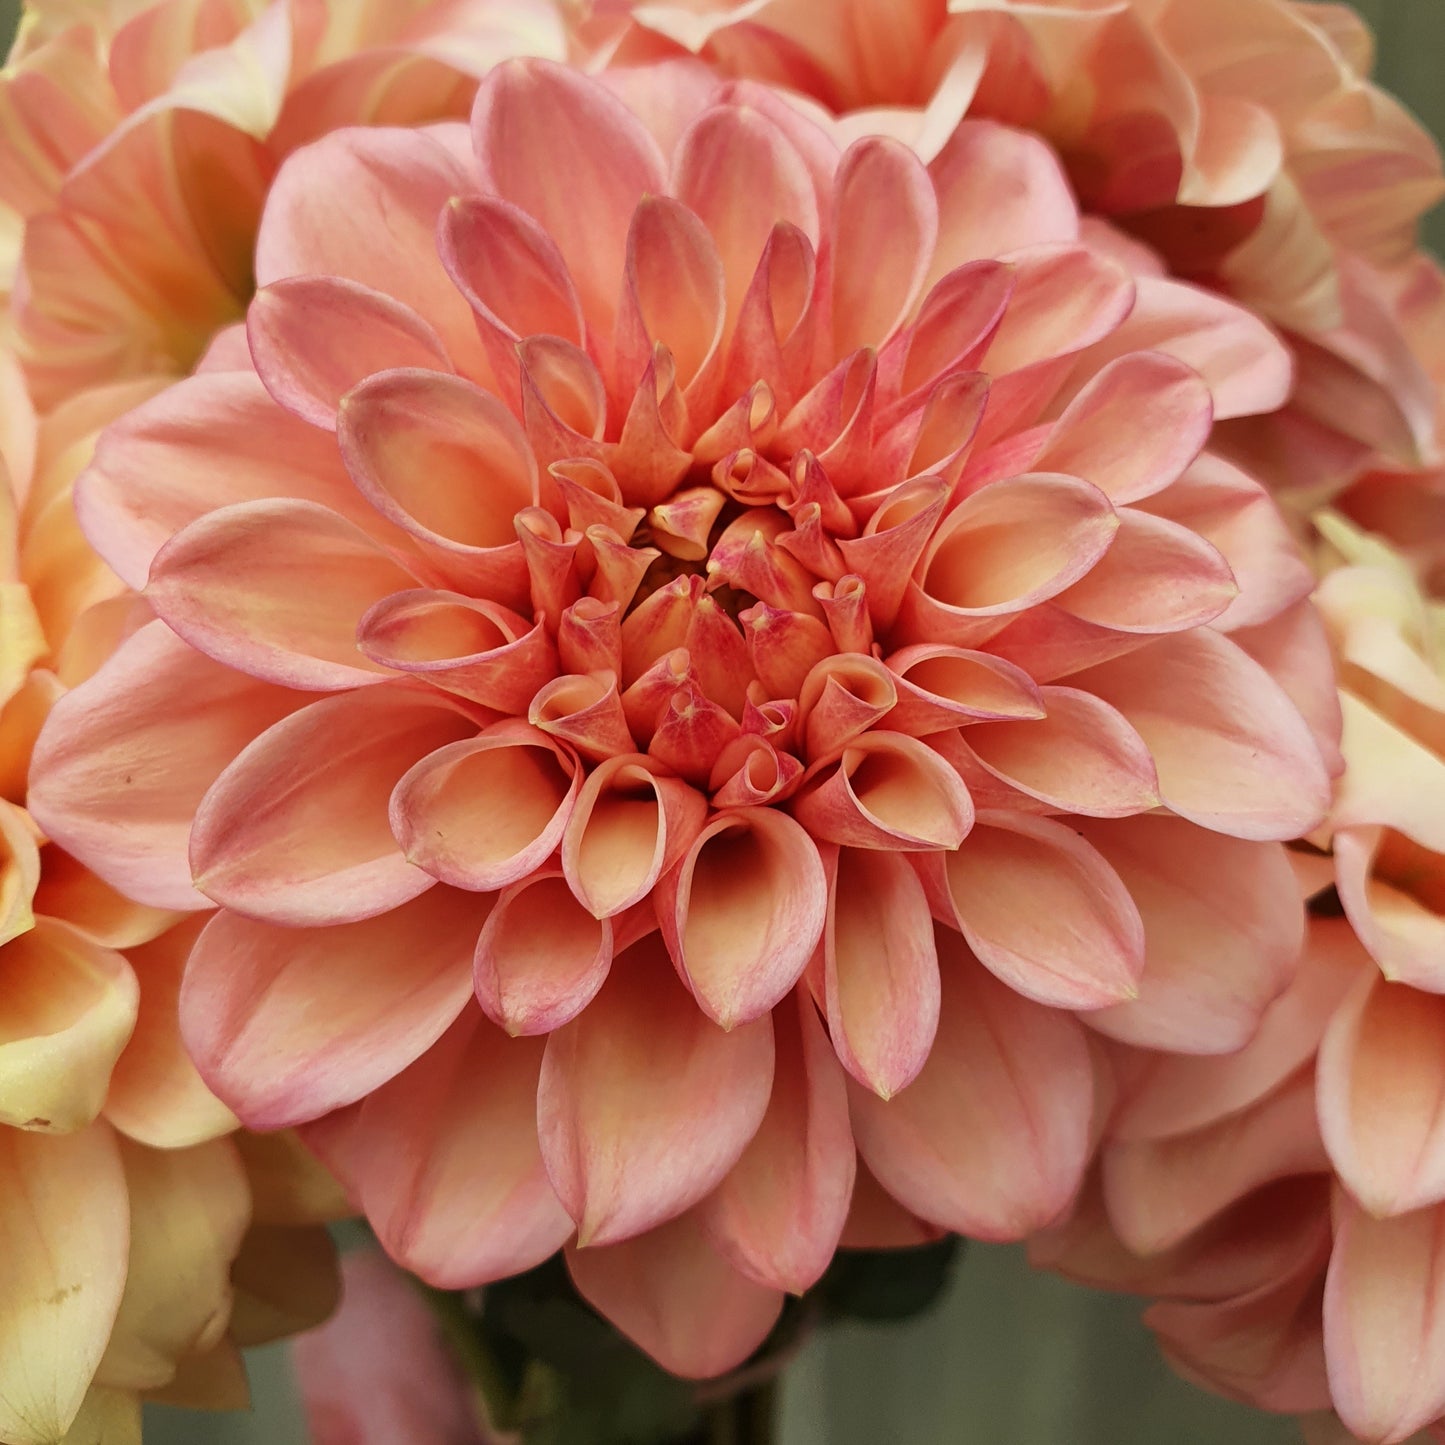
228,1224 -> 341,1347
0,798 -> 40,948
231,1129 -> 352,1226
58,1387 -> 140,1445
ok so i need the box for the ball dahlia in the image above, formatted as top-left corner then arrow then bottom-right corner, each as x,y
32,55 -> 1338,1377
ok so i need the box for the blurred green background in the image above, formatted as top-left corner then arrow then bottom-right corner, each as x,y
2,0 -> 1441,1440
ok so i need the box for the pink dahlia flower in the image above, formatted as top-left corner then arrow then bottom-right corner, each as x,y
1035,517 -> 1445,1444
32,56 -> 1336,1378
0,0 -> 565,408
577,0 -> 1445,501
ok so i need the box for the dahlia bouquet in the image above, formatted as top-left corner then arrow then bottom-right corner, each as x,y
1,0 -> 1442,1441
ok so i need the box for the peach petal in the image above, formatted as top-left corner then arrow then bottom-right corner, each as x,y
247,277 -> 452,431
740,600 -> 834,700
1326,1198 -> 1445,1444
0,1123 -> 128,1445
0,917 -> 138,1134
849,947 -> 1093,1240
813,574 -> 873,654
561,753 -> 707,918
620,647 -> 694,741
839,1162 -> 946,1250
351,1015 -> 574,1289
529,670 -> 637,763
566,1212 -> 784,1380
724,221 -> 817,411
28,622 -> 298,910
884,644 -> 1045,735
518,335 -> 608,471
191,687 -> 474,927
960,685 -> 1160,817
1102,1069 -> 1328,1256
146,498 -> 419,690
710,736 -> 804,809
1032,351 -> 1214,503
818,845 -> 940,1099
1079,816 -> 1307,1055
1335,828 -> 1445,994
357,590 -> 557,713
798,653 -> 897,760
473,59 -> 666,331
390,722 -> 579,892
1075,628 -> 1332,841
659,808 -> 826,1028
944,811 -> 1144,1009
180,889 -> 485,1130
537,932 -> 773,1246
684,592 -> 752,720
1319,971 -> 1445,1218
558,597 -> 624,676
104,915 -> 238,1151
648,677 -> 743,785
474,871 -> 613,1036
700,989 -> 855,1294
792,730 -> 975,851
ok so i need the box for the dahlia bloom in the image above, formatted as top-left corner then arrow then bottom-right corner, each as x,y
577,0 -> 1445,499
31,55 -> 1336,1377
0,353 -> 343,1443
1034,516 -> 1445,1444
0,0 -> 565,408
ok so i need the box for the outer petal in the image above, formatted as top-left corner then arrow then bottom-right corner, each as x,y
566,1212 -> 784,1380
351,1015 -> 573,1289
849,940 -> 1094,1240
179,889 -> 485,1130
0,1124 -> 128,1445
537,932 -> 774,1246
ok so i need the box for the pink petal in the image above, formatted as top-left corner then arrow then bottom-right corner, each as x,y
474,872 -> 612,1036
179,889 -> 485,1130
883,644 -> 1045,736
839,1163 -> 945,1250
850,942 -> 1094,1239
247,277 -> 452,431
191,687 -> 475,926
1075,628 -> 1332,841
818,845 -> 940,1099
472,60 -> 666,332
944,811 -> 1144,1010
1319,971 -> 1445,1218
537,931 -> 773,1246
27,621 -> 298,910
566,1212 -> 784,1379
700,990 -> 855,1294
1327,1197 -> 1445,1445
390,721 -> 580,892
351,1015 -> 573,1289
658,807 -> 826,1029
146,499 -> 420,690
1080,816 -> 1306,1055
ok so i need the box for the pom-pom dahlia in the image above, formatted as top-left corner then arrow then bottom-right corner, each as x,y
32,56 -> 1339,1377
1034,515 -> 1445,1443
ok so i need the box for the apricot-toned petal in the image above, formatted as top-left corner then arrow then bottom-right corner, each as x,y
1076,629 -> 1331,841
95,1137 -> 249,1393
227,1224 -> 341,1347
659,808 -> 825,1028
254,126 -> 481,366
390,722 -> 579,892
28,849 -> 174,954
0,1123 -> 128,1445
884,644 -> 1044,735
1326,1197 -> 1445,1445
474,872 -> 612,1036
473,60 -> 665,330
701,990 -> 854,1294
945,812 -> 1144,1010
75,373 -> 367,591
1081,817 -> 1306,1055
231,1130 -> 351,1228
1033,352 -> 1213,503
820,847 -> 940,1099
839,1162 -> 945,1250
248,277 -> 452,430
352,1015 -> 573,1289
567,1212 -> 784,1380
1102,1070 -> 1327,1255
294,1250 -> 491,1445
27,623 -> 298,910
179,889 -> 484,1130
1333,693 -> 1445,851
0,918 -> 137,1134
831,137 -> 935,355
192,688 -> 473,926
1335,828 -> 1445,994
1319,971 -> 1445,1218
850,948 -> 1093,1240
962,685 -> 1160,817
537,933 -> 773,1246
147,499 -> 419,690
562,753 -> 708,918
